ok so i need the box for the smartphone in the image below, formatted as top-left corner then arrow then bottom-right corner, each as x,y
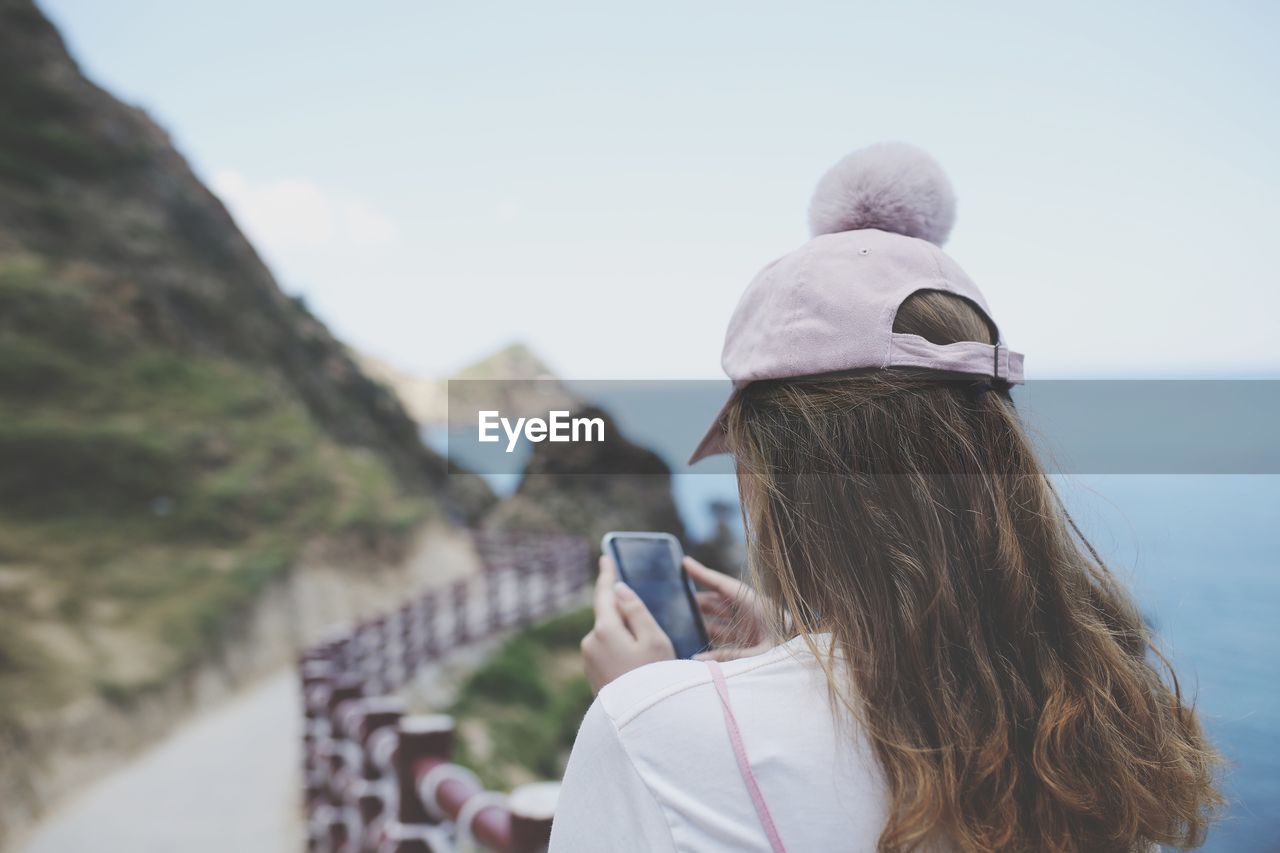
602,531 -> 709,659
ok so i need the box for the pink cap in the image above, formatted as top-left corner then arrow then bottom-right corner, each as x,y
689,142 -> 1024,464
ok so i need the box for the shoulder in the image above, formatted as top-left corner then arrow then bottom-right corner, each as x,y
595,658 -> 712,727
596,643 -> 806,734
565,642 -> 887,852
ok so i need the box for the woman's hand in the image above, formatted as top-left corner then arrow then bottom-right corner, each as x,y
581,556 -> 675,694
684,556 -> 773,662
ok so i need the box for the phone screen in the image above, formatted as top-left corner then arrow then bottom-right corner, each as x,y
609,535 -> 708,659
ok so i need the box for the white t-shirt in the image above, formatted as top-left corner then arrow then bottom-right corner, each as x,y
549,635 -> 894,852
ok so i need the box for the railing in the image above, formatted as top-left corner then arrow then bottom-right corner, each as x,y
300,531 -> 591,853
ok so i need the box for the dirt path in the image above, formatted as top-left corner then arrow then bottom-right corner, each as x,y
17,672 -> 303,853
12,524 -> 493,853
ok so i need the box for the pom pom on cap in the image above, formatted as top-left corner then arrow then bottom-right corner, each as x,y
808,142 -> 956,246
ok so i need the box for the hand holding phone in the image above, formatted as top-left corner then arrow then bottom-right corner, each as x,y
581,554 -> 677,693
602,532 -> 710,659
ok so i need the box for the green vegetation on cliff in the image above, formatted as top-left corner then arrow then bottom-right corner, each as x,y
0,0 -> 489,749
0,253 -> 429,722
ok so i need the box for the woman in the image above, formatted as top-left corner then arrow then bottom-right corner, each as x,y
549,143 -> 1221,852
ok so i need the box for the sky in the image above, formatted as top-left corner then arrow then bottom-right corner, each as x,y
38,0 -> 1280,380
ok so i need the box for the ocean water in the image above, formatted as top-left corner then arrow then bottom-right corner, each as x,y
1056,475 -> 1279,851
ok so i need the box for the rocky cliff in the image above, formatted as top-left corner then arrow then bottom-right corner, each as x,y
484,405 -> 691,548
356,341 -> 571,427
0,0 -> 447,487
0,0 -> 489,842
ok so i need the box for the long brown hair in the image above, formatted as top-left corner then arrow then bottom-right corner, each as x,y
725,290 -> 1222,852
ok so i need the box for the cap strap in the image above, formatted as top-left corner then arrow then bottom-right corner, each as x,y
887,333 -> 1025,384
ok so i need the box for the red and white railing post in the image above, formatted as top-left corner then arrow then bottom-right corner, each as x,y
301,531 -> 587,853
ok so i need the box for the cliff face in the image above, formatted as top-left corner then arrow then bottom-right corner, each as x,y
356,341 -> 570,427
485,406 -> 690,549
0,0 -> 489,841
0,0 -> 436,482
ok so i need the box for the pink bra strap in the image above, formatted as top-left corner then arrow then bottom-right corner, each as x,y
705,660 -> 788,853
